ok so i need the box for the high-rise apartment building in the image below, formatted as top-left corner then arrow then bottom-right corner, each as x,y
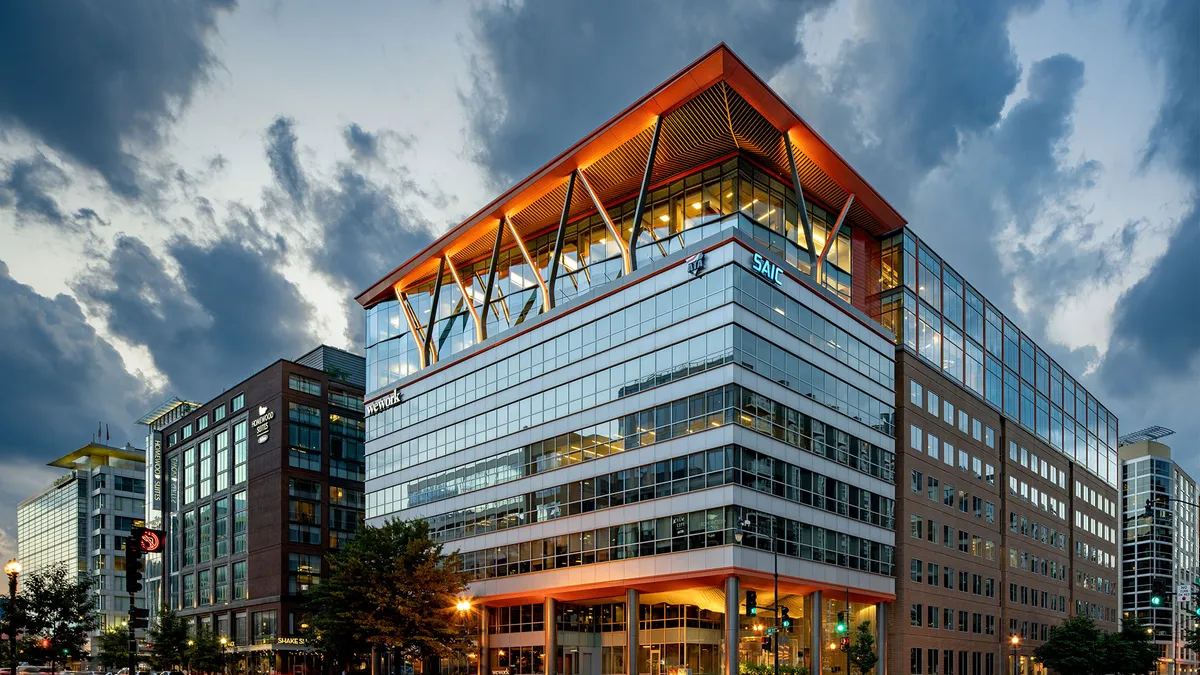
1120,428 -> 1198,675
154,346 -> 365,675
357,45 -> 1120,675
17,442 -> 149,644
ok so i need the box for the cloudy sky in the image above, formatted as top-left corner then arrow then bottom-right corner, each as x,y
0,0 -> 1196,561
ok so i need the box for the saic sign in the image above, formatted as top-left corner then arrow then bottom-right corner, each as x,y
366,388 -> 403,417
252,405 -> 275,444
752,253 -> 784,286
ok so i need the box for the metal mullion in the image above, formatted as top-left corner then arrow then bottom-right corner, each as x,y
444,255 -> 483,345
629,116 -> 664,272
479,220 -> 505,341
784,131 -> 817,277
816,193 -> 855,285
394,286 -> 427,369
576,169 -> 632,276
505,215 -> 551,314
422,257 -> 446,366
546,172 -> 578,310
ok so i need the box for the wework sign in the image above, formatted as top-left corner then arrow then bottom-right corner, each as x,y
365,388 -> 403,417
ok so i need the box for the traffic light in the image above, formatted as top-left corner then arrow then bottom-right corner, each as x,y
745,591 -> 758,617
836,611 -> 847,633
1150,579 -> 1166,607
1193,606 -> 1200,618
781,606 -> 792,630
125,540 -> 144,594
761,636 -> 772,652
129,607 -> 150,630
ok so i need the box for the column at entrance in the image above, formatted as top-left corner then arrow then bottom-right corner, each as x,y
809,591 -> 822,675
724,576 -> 739,675
875,601 -> 887,675
625,588 -> 639,675
478,604 -> 488,675
545,597 -> 558,675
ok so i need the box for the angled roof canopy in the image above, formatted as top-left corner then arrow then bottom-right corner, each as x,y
357,43 -> 906,308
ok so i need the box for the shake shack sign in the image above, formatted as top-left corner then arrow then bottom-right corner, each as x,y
366,388 -> 403,417
252,405 -> 275,444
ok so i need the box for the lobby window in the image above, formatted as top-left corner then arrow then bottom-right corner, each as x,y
289,374 -> 322,396
253,610 -> 277,644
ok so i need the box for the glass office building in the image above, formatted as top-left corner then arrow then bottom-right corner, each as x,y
17,443 -> 149,649
359,45 -> 1120,674
1120,429 -> 1198,675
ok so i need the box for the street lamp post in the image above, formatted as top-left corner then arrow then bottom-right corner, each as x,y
454,599 -> 474,675
736,517 -> 780,675
5,559 -> 20,675
1009,635 -> 1020,675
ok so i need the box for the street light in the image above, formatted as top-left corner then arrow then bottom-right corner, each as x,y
5,559 -> 20,675
1009,635 -> 1020,675
455,599 -> 471,613
736,517 -> 783,675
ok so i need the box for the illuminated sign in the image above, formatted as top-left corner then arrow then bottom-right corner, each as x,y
138,528 -> 165,553
151,435 -> 163,510
275,637 -> 306,645
366,388 -> 403,417
686,251 -> 706,277
752,253 -> 783,286
252,405 -> 275,444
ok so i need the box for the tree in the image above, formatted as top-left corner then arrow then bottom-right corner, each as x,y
1186,624 -> 1200,652
96,625 -> 131,671
186,623 -> 224,675
1104,615 -> 1159,675
148,607 -> 190,670
305,519 -> 471,666
1034,616 -> 1103,675
17,564 -> 96,673
847,620 -> 877,675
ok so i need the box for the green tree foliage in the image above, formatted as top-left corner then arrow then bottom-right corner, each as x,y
1186,624 -> 1200,652
185,623 -> 224,675
1105,616 -> 1161,675
305,519 -> 471,665
1034,615 -> 1160,675
96,625 -> 131,671
148,607 -> 190,670
17,564 -> 96,672
847,620 -> 877,675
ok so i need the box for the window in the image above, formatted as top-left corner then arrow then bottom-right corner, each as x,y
911,559 -> 923,582
911,380 -> 923,405
234,421 -> 248,484
958,450 -> 968,472
911,425 -> 924,452
199,438 -> 212,499
912,648 -> 923,674
215,565 -> 228,604
288,553 -> 322,594
233,560 -> 247,599
213,404 -> 226,422
928,607 -> 939,630
215,497 -> 229,558
289,374 -> 323,396
198,504 -> 212,563
972,419 -> 982,440
927,433 -> 940,461
911,604 -> 923,627
182,573 -> 195,608
958,410 -> 969,433
943,400 -> 954,425
215,430 -> 230,492
928,391 -> 939,416
231,393 -> 245,412
197,414 -> 209,431
233,490 -> 247,553
183,446 -> 196,504
911,514 -> 924,539
927,475 -> 940,501
197,569 -> 211,606
984,426 -> 995,448
253,610 -> 277,644
928,562 -> 939,586
911,470 -> 923,494
182,424 -> 193,440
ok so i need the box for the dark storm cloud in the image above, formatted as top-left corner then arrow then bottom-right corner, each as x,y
344,123 -> 379,161
74,210 -> 320,400
0,259 -> 149,458
1100,0 -> 1200,394
465,0 -> 829,187
0,154 -> 72,230
0,0 -> 235,199
266,116 -> 309,208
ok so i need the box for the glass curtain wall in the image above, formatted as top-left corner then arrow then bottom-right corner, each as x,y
875,230 -> 1118,488
364,157 -> 853,393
